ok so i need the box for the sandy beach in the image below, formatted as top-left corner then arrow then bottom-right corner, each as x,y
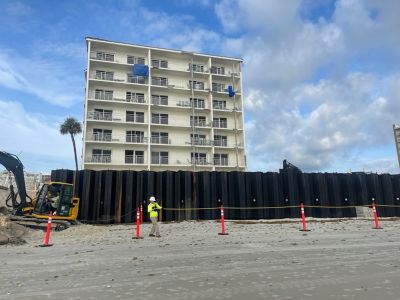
0,218 -> 400,300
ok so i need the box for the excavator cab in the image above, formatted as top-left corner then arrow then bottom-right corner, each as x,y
31,182 -> 79,221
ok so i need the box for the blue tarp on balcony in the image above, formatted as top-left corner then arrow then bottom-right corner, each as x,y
228,85 -> 235,97
132,64 -> 149,77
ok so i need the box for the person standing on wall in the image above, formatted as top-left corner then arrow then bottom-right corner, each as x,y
148,196 -> 162,237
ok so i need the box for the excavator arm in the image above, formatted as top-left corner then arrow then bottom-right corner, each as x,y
0,151 -> 28,211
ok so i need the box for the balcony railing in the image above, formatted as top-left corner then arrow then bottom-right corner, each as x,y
213,120 -> 228,128
213,104 -> 228,110
151,156 -> 169,164
212,85 -> 225,92
213,139 -> 228,147
152,116 -> 169,125
125,155 -> 145,164
90,92 -> 146,104
94,92 -> 113,100
191,158 -> 209,165
152,98 -> 168,106
176,100 -> 206,109
210,67 -> 225,75
126,95 -> 146,103
87,111 -> 113,121
88,155 -> 111,163
151,78 -> 168,86
214,158 -> 229,166
188,83 -> 205,90
191,139 -> 213,146
190,120 -> 208,127
126,135 -> 146,143
150,136 -> 171,144
87,133 -> 112,142
90,52 -> 115,62
127,75 -> 147,84
126,115 -> 145,123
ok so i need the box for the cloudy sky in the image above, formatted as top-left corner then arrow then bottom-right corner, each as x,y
0,0 -> 399,173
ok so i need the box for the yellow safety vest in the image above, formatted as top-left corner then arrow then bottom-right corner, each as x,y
148,202 -> 162,218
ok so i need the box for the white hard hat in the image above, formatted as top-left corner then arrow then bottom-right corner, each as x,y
149,196 -> 156,202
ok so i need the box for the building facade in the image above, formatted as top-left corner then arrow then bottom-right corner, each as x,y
82,37 -> 246,171
394,124 -> 400,168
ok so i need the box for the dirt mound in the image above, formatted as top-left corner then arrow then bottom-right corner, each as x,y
0,215 -> 28,246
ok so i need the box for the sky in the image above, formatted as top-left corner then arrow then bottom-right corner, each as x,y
0,0 -> 399,174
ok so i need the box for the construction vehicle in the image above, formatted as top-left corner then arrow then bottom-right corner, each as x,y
0,151 -> 79,230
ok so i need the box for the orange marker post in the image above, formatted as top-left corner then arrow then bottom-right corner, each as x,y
133,207 -> 143,239
371,200 -> 382,229
218,205 -> 229,235
39,212 -> 54,247
300,203 -> 310,232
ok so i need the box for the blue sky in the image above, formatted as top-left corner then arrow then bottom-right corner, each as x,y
1,0 -> 400,173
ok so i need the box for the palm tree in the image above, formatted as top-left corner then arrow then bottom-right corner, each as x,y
60,117 -> 82,171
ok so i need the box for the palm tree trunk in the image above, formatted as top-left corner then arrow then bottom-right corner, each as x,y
70,133 -> 78,196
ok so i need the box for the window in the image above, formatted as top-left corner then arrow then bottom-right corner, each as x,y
151,76 -> 168,86
214,153 -> 228,166
91,149 -> 111,163
190,116 -> 207,127
213,117 -> 227,128
127,55 -> 145,65
96,52 -> 114,62
125,150 -> 144,164
190,98 -> 205,109
190,133 -> 207,145
95,70 -> 114,81
152,95 -> 168,105
151,132 -> 169,144
95,89 -> 113,100
127,74 -> 146,84
189,63 -> 204,73
152,113 -> 168,124
126,131 -> 144,143
212,82 -> 225,92
93,108 -> 112,121
92,129 -> 112,141
151,151 -> 169,164
189,80 -> 204,90
214,135 -> 227,147
152,59 -> 168,68
126,111 -> 144,123
191,152 -> 207,165
126,92 -> 145,103
213,100 -> 227,110
211,66 -> 225,75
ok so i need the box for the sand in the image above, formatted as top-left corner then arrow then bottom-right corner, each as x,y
0,218 -> 400,299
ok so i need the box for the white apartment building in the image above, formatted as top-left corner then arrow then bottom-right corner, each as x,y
82,37 -> 246,171
394,124 -> 400,168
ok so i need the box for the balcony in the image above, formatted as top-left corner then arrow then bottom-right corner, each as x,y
176,100 -> 206,109
191,158 -> 209,165
151,77 -> 168,87
190,120 -> 209,127
191,138 -> 213,146
126,135 -> 147,143
213,139 -> 228,147
151,156 -> 169,164
90,92 -> 146,104
188,82 -> 205,90
210,67 -> 225,75
87,111 -> 113,121
87,155 -> 111,163
214,158 -> 229,166
87,133 -> 112,142
212,85 -> 226,92
213,104 -> 229,110
151,98 -> 168,106
127,75 -> 147,84
90,52 -> 115,62
152,116 -> 169,125
125,155 -> 145,164
213,120 -> 228,128
126,115 -> 145,123
151,136 -> 171,144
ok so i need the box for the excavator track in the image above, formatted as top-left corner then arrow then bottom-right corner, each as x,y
9,216 -> 71,231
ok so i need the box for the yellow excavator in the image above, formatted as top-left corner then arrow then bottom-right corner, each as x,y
1,151 -> 80,231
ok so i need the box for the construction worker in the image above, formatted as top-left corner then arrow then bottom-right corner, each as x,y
147,196 -> 162,237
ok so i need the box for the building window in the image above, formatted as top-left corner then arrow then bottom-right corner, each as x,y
126,111 -> 145,123
151,77 -> 168,86
152,95 -> 168,105
95,70 -> 114,81
152,151 -> 169,164
127,74 -> 146,84
96,52 -> 114,62
152,113 -> 168,124
91,149 -> 111,163
190,133 -> 207,145
92,128 -> 112,141
151,132 -> 169,144
191,152 -> 207,165
126,92 -> 145,103
190,98 -> 205,109
213,100 -> 227,110
212,82 -> 225,92
127,55 -> 145,65
214,153 -> 228,165
189,63 -> 204,73
189,80 -> 204,90
190,116 -> 207,127
95,89 -> 113,100
152,59 -> 168,68
211,66 -> 225,75
92,108 -> 112,121
214,135 -> 227,147
126,131 -> 144,143
213,117 -> 227,128
125,150 -> 144,164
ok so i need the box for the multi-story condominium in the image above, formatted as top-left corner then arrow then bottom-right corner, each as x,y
394,124 -> 400,168
82,37 -> 246,171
